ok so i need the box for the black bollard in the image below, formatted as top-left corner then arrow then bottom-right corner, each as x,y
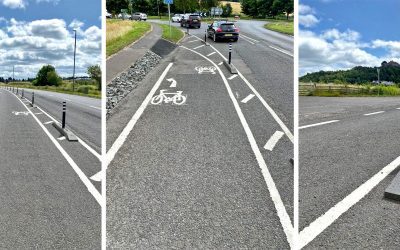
32,92 -> 35,105
62,101 -> 66,129
204,29 -> 207,43
22,89 -> 24,98
228,43 -> 232,65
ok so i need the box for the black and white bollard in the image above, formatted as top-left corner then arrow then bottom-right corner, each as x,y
32,92 -> 35,105
204,29 -> 207,43
62,101 -> 66,129
228,43 -> 232,65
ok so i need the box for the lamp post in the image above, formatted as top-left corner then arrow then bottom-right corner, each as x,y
72,29 -> 77,92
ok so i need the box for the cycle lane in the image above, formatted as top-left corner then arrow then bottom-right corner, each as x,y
0,89 -> 100,249
106,46 -> 290,248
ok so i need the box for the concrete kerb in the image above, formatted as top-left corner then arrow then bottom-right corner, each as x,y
223,60 -> 238,74
384,170 -> 400,201
52,122 -> 78,141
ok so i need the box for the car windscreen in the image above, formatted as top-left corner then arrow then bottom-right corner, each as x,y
220,24 -> 236,31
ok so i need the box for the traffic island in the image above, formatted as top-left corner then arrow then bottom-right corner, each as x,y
384,171 -> 400,201
52,122 -> 78,141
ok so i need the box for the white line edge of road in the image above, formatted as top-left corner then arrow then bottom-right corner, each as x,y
240,35 -> 256,45
240,34 -> 259,43
106,63 -> 174,167
264,131 -> 285,151
190,35 -> 294,144
7,90 -> 104,207
269,45 -> 293,57
298,155 -> 400,249
22,95 -> 102,160
299,120 -> 340,130
364,111 -> 385,116
181,45 -> 294,248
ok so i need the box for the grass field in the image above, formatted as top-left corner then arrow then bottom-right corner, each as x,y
0,81 -> 101,98
220,1 -> 242,14
264,21 -> 293,35
106,19 -> 151,57
159,24 -> 185,43
299,83 -> 400,97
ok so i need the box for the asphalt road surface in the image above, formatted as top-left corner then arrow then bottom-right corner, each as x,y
0,87 -> 101,249
21,88 -> 101,152
107,23 -> 294,249
299,96 -> 400,249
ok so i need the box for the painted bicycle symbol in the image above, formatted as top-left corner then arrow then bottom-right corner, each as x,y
195,66 -> 216,74
12,111 -> 29,116
151,89 -> 187,105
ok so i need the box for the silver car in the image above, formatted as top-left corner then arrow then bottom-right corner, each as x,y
131,12 -> 147,21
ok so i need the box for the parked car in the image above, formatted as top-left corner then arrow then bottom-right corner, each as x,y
207,20 -> 239,42
131,12 -> 147,21
106,10 -> 112,19
172,14 -> 183,22
117,13 -> 131,19
180,14 -> 201,28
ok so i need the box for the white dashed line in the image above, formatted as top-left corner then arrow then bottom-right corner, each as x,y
207,52 -> 216,56
241,94 -> 255,103
364,111 -> 385,116
240,36 -> 255,44
240,34 -> 259,43
299,120 -> 340,130
57,136 -> 66,141
43,121 -> 53,125
34,112 -> 43,115
299,156 -> 400,249
90,105 -> 102,110
218,62 -> 223,65
264,131 -> 285,151
193,45 -> 205,50
269,45 -> 293,57
187,39 -> 198,43
228,74 -> 238,80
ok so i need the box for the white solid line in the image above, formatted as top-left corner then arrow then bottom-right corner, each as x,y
240,36 -> 256,45
106,63 -> 174,167
299,156 -> 400,249
187,39 -> 198,43
218,62 -> 223,65
228,74 -> 238,80
269,45 -> 293,57
22,97 -> 102,160
193,44 -> 205,50
241,94 -> 255,103
240,34 -> 259,42
181,46 -> 293,248
43,121 -> 53,125
34,112 -> 43,115
207,52 -> 216,56
10,91 -> 103,206
90,171 -> 103,182
190,34 -> 294,143
364,111 -> 385,116
57,136 -> 66,141
396,108 -> 400,110
264,131 -> 285,151
90,105 -> 102,110
299,120 -> 340,130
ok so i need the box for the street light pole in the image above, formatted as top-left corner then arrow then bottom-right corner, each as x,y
73,29 -> 77,92
377,68 -> 380,96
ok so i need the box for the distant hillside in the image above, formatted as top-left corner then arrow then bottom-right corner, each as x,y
300,61 -> 400,84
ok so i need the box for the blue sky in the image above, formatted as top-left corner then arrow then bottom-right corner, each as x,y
299,0 -> 400,75
0,0 -> 102,79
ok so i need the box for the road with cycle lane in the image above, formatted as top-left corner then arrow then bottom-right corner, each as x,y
106,32 -> 294,248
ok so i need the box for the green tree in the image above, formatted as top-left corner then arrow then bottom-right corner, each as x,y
106,0 -> 129,14
34,65 -> 61,86
174,0 -> 198,13
132,0 -> 150,13
283,0 -> 293,20
221,3 -> 233,17
87,65 -> 102,91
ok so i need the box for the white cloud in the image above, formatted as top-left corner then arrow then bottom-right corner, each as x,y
1,0 -> 26,9
0,18 -> 101,79
299,14 -> 319,28
299,4 -> 315,15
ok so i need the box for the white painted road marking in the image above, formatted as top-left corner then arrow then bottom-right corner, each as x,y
57,136 -> 66,141
181,45 -> 294,248
299,156 -> 400,249
12,111 -> 29,116
90,105 -> 102,110
269,45 -> 293,57
207,52 -> 216,57
187,39 -> 198,43
195,66 -> 216,74
90,171 -> 103,182
364,111 -> 385,116
43,121 -> 53,125
299,120 -> 340,130
193,44 -> 205,50
241,94 -> 255,103
240,36 -> 256,45
218,62 -> 223,65
397,108 -> 400,110
264,131 -> 285,151
34,112 -> 43,115
107,63 -> 174,166
189,35 -> 294,143
228,75 -> 238,80
151,90 -> 186,105
167,78 -> 177,88
240,34 -> 259,43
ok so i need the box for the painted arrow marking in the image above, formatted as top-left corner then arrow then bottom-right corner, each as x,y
167,78 -> 177,88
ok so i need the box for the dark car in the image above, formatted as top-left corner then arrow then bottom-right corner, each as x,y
207,21 -> 239,42
180,14 -> 201,29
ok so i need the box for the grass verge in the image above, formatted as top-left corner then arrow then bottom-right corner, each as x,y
106,19 -> 151,57
300,83 -> 400,97
159,24 -> 185,43
264,21 -> 293,35
0,81 -> 101,98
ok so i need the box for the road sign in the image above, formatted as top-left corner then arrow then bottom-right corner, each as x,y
164,0 -> 173,4
211,7 -> 223,16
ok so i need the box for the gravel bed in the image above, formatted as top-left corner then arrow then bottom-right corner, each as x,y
106,50 -> 161,117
